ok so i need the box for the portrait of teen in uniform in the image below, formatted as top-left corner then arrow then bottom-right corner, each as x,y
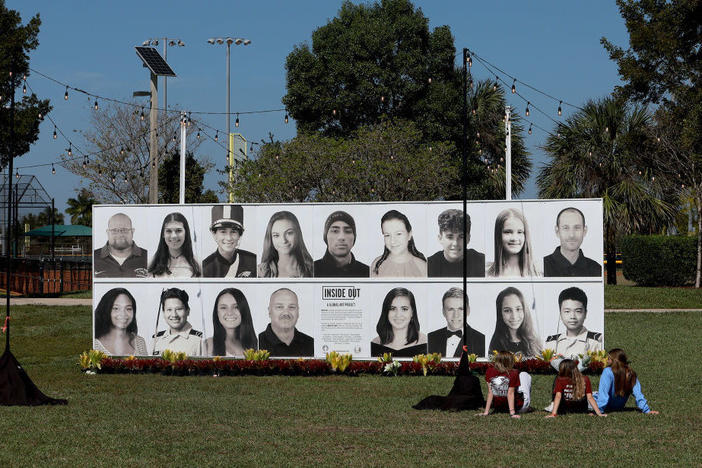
543,206 -> 602,277
151,288 -> 204,356
94,212 -> 148,278
313,210 -> 369,277
427,287 -> 485,357
545,286 -> 603,357
427,208 -> 485,278
258,288 -> 314,357
202,205 -> 257,278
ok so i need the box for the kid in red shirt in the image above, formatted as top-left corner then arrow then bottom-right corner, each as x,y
546,359 -> 606,417
480,351 -> 531,418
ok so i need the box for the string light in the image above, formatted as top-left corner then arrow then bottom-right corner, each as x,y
380,96 -> 385,103
120,147 -> 125,155
67,143 -> 72,156
558,101 -> 562,116
98,165 -> 102,176
82,157 -> 87,169
468,55 -> 472,67
284,113 -> 289,124
428,77 -> 432,84
528,124 -> 532,135
525,102 -> 530,116
235,114 -> 240,127
51,164 -> 55,175
15,170 -> 19,179
332,109 -> 337,116
53,127 -> 57,139
64,86 -> 69,100
493,80 -> 498,91
172,133 -> 177,142
94,99 -> 99,110
196,129 -> 201,139
511,79 -> 516,94
214,131 -> 219,142
22,81 -> 26,94
140,107 -> 145,121
111,173 -> 116,183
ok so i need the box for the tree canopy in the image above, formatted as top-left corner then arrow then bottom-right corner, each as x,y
0,0 -> 51,167
602,0 -> 702,287
66,188 -> 95,226
281,0 -> 530,199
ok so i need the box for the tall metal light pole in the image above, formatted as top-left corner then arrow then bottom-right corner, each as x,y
142,38 -> 185,121
207,37 -> 251,201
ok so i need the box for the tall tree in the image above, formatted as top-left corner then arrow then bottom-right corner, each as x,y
0,0 -> 51,168
537,97 -> 676,284
158,151 -> 219,203
65,188 -> 95,226
601,0 -> 702,287
21,206 -> 64,229
282,0 -> 529,199
226,119 -> 458,203
61,102 -> 201,204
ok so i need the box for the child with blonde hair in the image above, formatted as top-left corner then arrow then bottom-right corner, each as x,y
546,359 -> 606,417
480,351 -> 532,418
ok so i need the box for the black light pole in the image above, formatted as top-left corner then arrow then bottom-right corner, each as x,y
4,67 -> 16,351
461,48 -> 469,351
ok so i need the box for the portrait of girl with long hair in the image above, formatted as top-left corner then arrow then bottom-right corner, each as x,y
204,288 -> 257,357
487,208 -> 539,277
257,211 -> 314,278
148,212 -> 201,278
488,286 -> 542,358
370,210 -> 427,278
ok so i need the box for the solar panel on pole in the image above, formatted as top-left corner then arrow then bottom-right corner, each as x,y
135,47 -> 176,77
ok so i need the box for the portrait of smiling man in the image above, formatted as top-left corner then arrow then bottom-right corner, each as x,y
545,286 -> 602,358
428,287 -> 485,357
202,205 -> 257,277
313,211 -> 369,277
258,288 -> 314,357
152,288 -> 203,356
94,212 -> 148,278
543,207 -> 601,277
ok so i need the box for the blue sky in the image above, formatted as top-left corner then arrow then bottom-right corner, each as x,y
8,1 -> 629,218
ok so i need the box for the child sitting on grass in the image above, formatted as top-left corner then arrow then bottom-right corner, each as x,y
595,348 -> 659,415
479,350 -> 531,419
545,359 -> 606,418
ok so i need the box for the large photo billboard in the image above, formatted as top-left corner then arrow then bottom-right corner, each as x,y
92,200 -> 603,359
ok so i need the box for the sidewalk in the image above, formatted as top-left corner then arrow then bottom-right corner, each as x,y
7,298 -> 92,306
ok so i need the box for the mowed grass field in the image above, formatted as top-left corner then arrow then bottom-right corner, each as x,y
1,305 -> 700,467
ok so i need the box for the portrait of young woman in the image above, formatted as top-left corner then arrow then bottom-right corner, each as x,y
486,208 -> 540,278
93,287 -> 147,356
488,286 -> 543,358
148,212 -> 201,278
370,210 -> 427,278
257,211 -> 314,278
203,288 -> 258,357
371,287 -> 427,357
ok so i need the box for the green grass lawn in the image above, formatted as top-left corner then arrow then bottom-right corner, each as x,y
1,305 -> 699,467
605,285 -> 702,309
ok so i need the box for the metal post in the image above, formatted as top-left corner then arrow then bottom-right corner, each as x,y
163,41 -> 168,122
179,112 -> 187,204
505,106 -> 512,201
226,42 -> 232,202
5,67 -> 15,350
149,71 -> 159,204
50,198 -> 55,261
461,48 -> 469,349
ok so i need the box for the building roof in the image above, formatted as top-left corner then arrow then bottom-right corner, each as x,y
23,224 -> 92,237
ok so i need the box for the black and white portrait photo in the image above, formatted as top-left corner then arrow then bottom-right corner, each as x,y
258,288 -> 314,356
545,286 -> 603,357
94,212 -> 148,278
427,287 -> 485,357
202,205 -> 257,278
313,210 -> 370,277
543,207 -> 602,277
427,209 -> 485,278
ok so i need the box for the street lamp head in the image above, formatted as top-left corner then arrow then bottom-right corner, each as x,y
152,39 -> 158,46
207,38 -> 216,44
177,40 -> 185,46
169,40 -> 176,46
234,38 -> 243,45
142,40 -> 150,46
243,39 -> 251,45
216,38 -> 224,45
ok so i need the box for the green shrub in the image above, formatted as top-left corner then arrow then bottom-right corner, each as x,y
621,235 -> 697,286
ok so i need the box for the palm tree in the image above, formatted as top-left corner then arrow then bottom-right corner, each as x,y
66,188 -> 96,226
537,97 -> 675,284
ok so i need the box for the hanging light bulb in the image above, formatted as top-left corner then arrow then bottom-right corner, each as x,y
98,165 -> 102,176
332,109 -> 337,116
172,133 -> 177,142
22,82 -> 26,94
152,159 -> 156,169
82,158 -> 87,169
196,129 -> 201,139
284,113 -> 289,124
493,81 -> 498,91
53,127 -> 57,139
472,107 -> 477,115
476,131 -> 480,138
250,144 -> 254,152
94,99 -> 99,110
51,164 -> 56,175
38,111 -> 42,119
15,170 -> 19,179
140,108 -> 145,121
215,131 -> 219,142
511,79 -> 516,94
656,136 -> 661,142
558,101 -> 562,116
428,77 -> 432,84
111,173 -> 116,183
528,124 -> 532,135
235,114 -> 239,127
468,55 -> 472,68
525,102 -> 530,116
68,143 -> 72,156
124,174 -> 128,183
64,86 -> 69,100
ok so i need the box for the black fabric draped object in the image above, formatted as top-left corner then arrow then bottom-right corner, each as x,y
412,350 -> 484,411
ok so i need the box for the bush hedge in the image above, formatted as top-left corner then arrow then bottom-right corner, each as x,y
621,235 -> 697,286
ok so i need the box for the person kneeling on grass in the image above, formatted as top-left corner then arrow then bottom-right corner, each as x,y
479,351 -> 532,419
594,348 -> 659,415
545,359 -> 606,418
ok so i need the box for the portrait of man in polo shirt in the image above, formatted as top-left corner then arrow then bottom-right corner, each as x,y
152,288 -> 203,356
545,286 -> 602,358
94,213 -> 148,278
313,211 -> 369,277
202,205 -> 256,278
428,287 -> 485,357
427,209 -> 485,278
258,288 -> 314,357
543,207 -> 601,277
